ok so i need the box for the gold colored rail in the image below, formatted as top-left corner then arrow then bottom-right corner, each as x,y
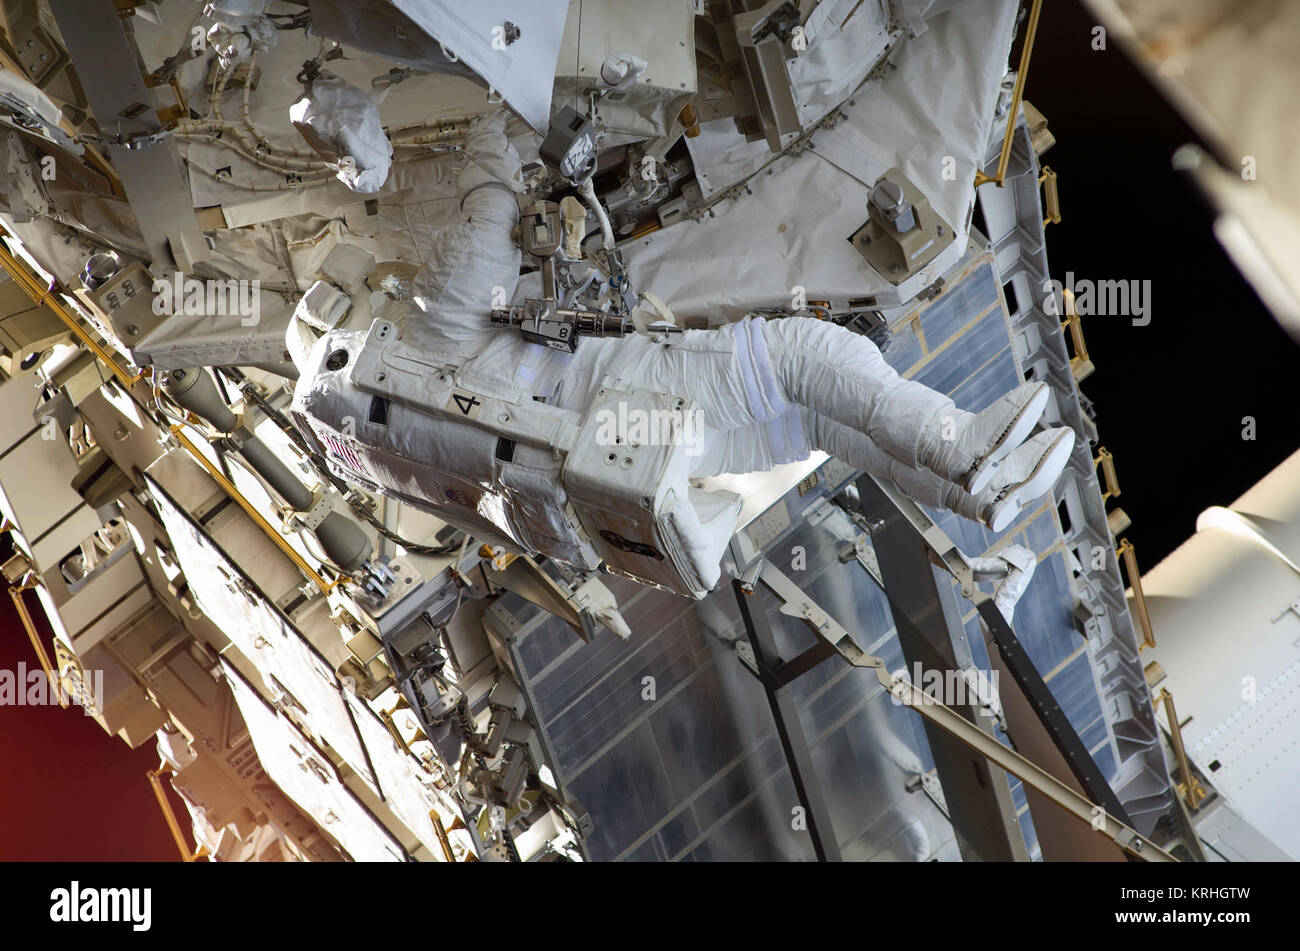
430,810 -> 457,862
1061,290 -> 1094,381
975,0 -> 1043,187
0,237 -> 135,389
1094,446 -> 1120,500
147,762 -> 209,862
1117,538 -> 1157,649
0,227 -> 339,595
1040,165 -> 1061,226
8,583 -> 69,709
1158,689 -> 1206,810
169,426 -> 338,594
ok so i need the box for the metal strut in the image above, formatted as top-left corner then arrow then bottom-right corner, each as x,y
858,477 -> 1158,850
748,558 -> 1173,861
733,460 -> 1177,863
733,579 -> 843,861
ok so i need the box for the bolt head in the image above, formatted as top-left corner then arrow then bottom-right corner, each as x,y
871,180 -> 906,215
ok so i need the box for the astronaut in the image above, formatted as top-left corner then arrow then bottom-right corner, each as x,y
402,110 -> 1075,535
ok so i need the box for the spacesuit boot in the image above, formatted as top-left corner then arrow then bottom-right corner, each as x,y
943,427 -> 1076,531
917,382 -> 1050,493
792,409 -> 1069,530
970,544 -> 1038,623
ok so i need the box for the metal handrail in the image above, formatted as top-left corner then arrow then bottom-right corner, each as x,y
976,0 -> 1044,187
147,761 -> 209,862
168,426 -> 339,593
1118,538 -> 1157,649
8,582 -> 69,709
1158,689 -> 1207,810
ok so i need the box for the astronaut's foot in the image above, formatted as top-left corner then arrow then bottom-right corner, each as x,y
973,427 -> 1075,532
970,544 -> 1038,622
921,382 -> 1049,494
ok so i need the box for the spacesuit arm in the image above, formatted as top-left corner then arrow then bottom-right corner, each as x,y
407,111 -> 524,354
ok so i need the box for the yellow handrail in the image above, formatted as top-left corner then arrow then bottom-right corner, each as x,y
0,238 -> 135,388
1157,689 -> 1207,810
8,583 -> 69,709
0,228 -> 338,595
976,0 -> 1043,187
1094,446 -> 1120,501
169,426 -> 339,594
1118,538 -> 1157,649
147,762 -> 209,862
429,810 -> 457,863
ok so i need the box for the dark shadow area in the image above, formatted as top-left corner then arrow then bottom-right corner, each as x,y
1029,0 -> 1300,564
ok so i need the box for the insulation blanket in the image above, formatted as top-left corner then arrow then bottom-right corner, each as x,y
626,0 -> 1018,319
388,0 -> 570,131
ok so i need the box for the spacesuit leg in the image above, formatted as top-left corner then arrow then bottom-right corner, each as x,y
554,316 -> 1052,497
407,111 -> 523,355
687,405 -> 1072,532
798,409 -> 965,510
681,402 -> 973,511
759,317 -> 1049,491
800,409 -> 1075,531
757,317 -> 951,467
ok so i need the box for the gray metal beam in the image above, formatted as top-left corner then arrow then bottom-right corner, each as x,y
977,598 -> 1134,824
48,0 -> 207,271
855,475 -> 1030,862
733,579 -> 842,862
752,557 -> 1174,861
977,602 -> 1130,862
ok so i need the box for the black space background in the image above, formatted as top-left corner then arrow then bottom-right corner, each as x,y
1028,1 -> 1300,565
2,0 -> 1298,861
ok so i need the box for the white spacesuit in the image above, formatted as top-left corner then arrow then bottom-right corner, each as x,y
290,74 -> 394,194
404,111 -> 1075,533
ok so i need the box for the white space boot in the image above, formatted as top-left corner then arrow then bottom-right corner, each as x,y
920,382 -> 1049,494
947,427 -> 1075,531
970,543 -> 1038,623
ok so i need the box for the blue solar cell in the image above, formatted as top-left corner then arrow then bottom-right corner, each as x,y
1025,505 -> 1061,554
912,310 -> 1014,399
1047,652 -> 1107,736
918,262 -> 999,353
1090,740 -> 1120,784
886,317 -> 925,373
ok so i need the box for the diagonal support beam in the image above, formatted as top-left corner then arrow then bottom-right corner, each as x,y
48,0 -> 207,271
976,597 -> 1135,825
733,579 -> 842,861
855,476 -> 1029,861
755,557 -> 1174,861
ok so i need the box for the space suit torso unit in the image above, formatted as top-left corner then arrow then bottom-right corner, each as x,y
291,316 -> 743,599
284,110 -> 799,601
